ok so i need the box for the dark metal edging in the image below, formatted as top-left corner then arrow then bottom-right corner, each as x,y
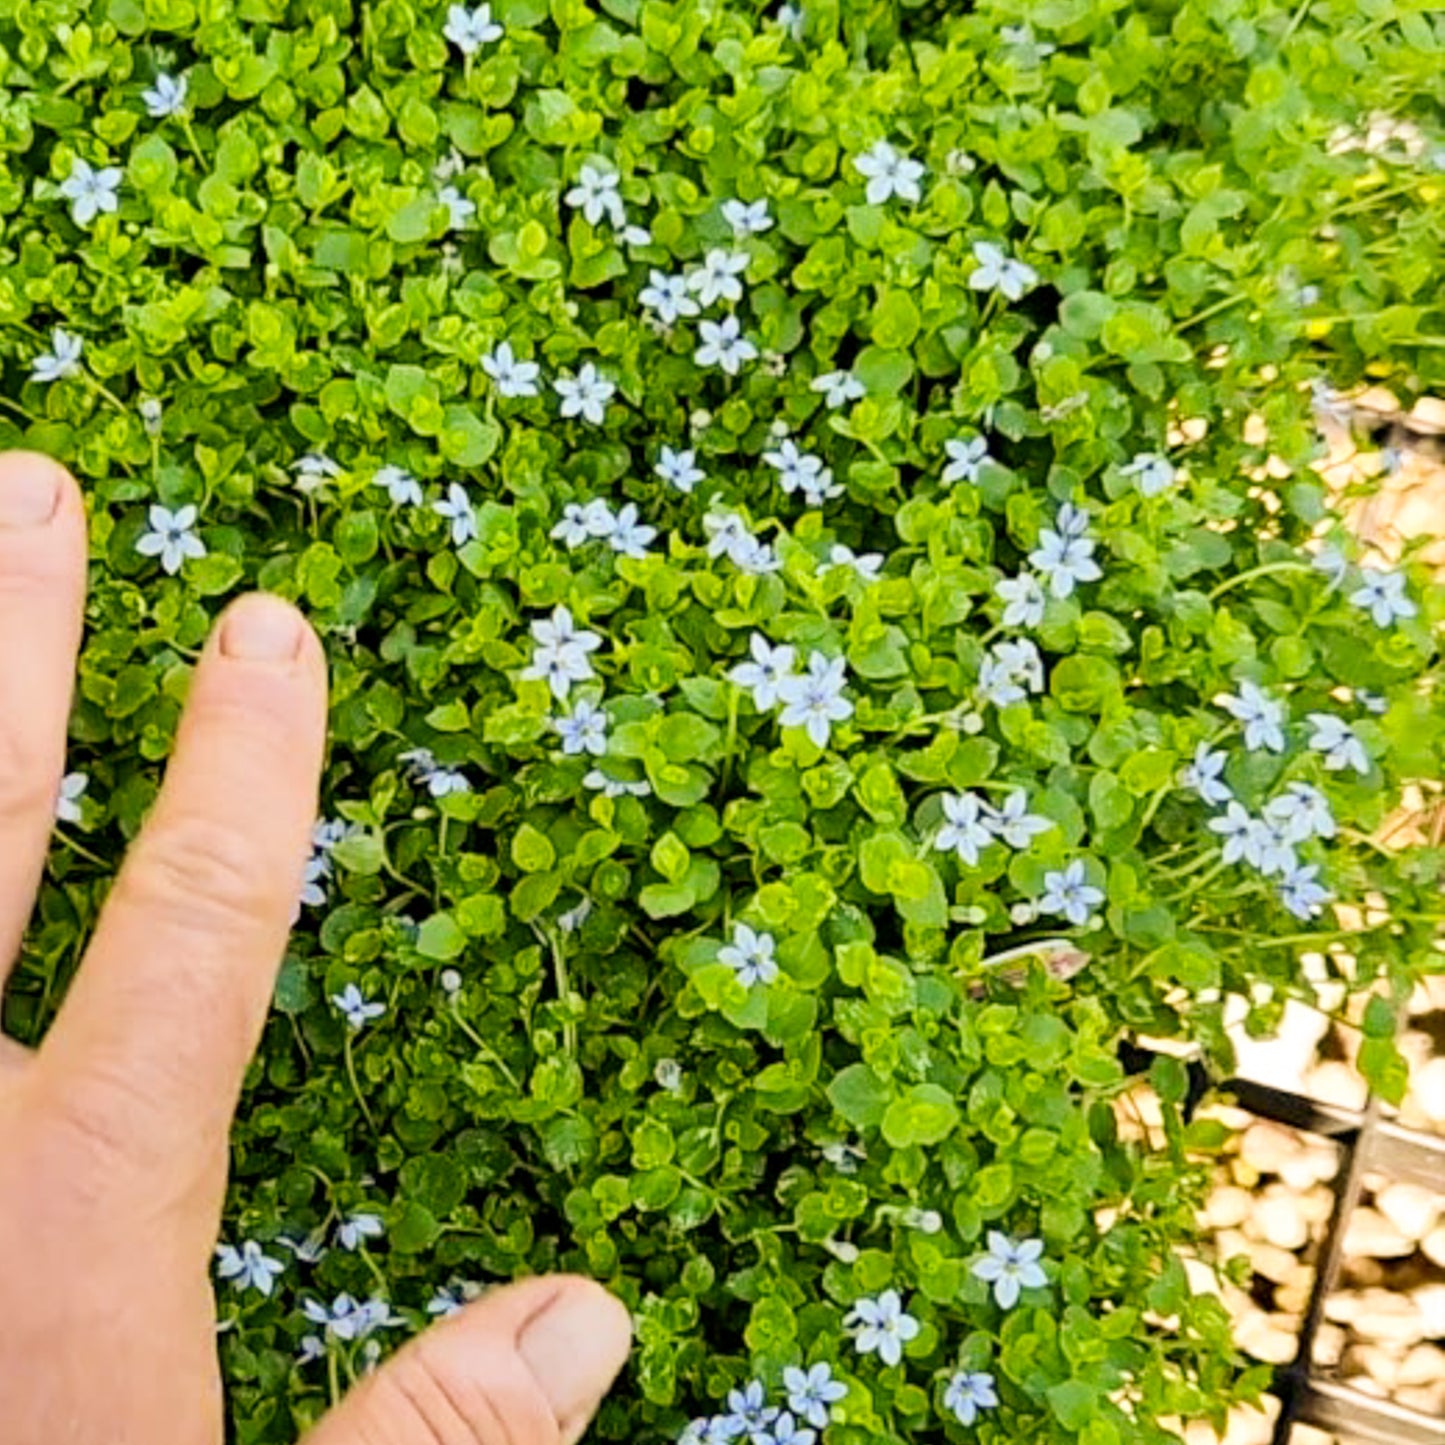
1113,1042 -> 1445,1445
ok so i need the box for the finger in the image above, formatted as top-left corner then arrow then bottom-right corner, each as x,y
0,453 -> 87,990
38,594 -> 326,1187
305,1276 -> 632,1445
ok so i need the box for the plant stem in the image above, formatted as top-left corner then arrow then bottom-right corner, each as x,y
1168,855 -> 1231,903
718,687 -> 739,798
180,115 -> 206,167
55,830 -> 111,869
343,1033 -> 378,1132
449,1007 -> 520,1088
1280,0 -> 1312,44
1136,779 -> 1174,836
549,930 -> 578,1057
85,374 -> 129,414
1208,560 -> 1311,600
1178,293 -> 1249,332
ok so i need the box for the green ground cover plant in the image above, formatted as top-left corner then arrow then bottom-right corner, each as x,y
2,0 -> 1443,1439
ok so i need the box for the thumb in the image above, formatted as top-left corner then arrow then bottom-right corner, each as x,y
304,1276 -> 632,1445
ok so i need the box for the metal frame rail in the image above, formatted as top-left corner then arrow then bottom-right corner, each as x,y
1197,1066 -> 1444,1445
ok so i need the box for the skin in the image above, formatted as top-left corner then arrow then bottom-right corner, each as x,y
0,451 -> 632,1445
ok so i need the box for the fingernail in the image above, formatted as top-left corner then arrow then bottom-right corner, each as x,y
0,464 -> 59,528
221,594 -> 305,662
519,1281 -> 632,1433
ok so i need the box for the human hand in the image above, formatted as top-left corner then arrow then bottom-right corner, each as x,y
0,452 -> 631,1445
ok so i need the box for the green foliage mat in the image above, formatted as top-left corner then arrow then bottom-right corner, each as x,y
3,0 -> 1443,1439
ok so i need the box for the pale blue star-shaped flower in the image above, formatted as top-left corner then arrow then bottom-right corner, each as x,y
331,983 -> 385,1030
972,1232 -> 1047,1308
977,638 -> 1044,707
521,606 -> 602,700
763,437 -> 824,494
554,363 -> 616,424
554,698 -> 609,756
722,197 -> 773,236
1038,861 -> 1103,926
995,571 -> 1046,628
968,241 -> 1037,300
824,544 -> 883,581
433,483 -> 477,546
656,445 -> 705,493
695,315 -> 759,375
215,1240 -> 285,1296
1349,567 -> 1415,627
1029,525 -> 1102,599
1218,680 -> 1286,753
943,1370 -> 999,1426
439,184 -> 475,228
443,1 -> 503,54
373,465 -> 423,507
1265,783 -> 1335,843
688,248 -> 749,307
729,633 -> 797,710
1307,713 -> 1369,774
763,1412 -> 815,1445
724,1380 -> 777,1438
135,504 -> 206,575
935,791 -> 993,865
336,1212 -> 384,1250
718,924 -> 778,988
1208,802 -> 1258,866
142,71 -> 188,118
640,270 -> 701,325
481,340 -> 541,398
607,502 -> 656,558
1180,742 -> 1232,805
31,327 -> 84,384
59,157 -> 122,226
942,435 -> 991,484
853,141 -> 924,205
1312,544 -> 1350,590
844,1289 -> 919,1366
987,789 -> 1052,849
810,369 -> 865,409
782,1363 -> 846,1429
1278,861 -> 1331,920
777,652 -> 853,747
1120,451 -> 1176,496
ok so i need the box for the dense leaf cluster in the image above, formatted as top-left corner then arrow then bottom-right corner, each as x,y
2,0 -> 1442,1440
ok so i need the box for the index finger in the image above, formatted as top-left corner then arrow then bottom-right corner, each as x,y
39,593 -> 327,1185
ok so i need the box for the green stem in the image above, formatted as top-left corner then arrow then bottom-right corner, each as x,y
1280,0 -> 1312,44
55,830 -> 112,870
343,1033 -> 378,1132
327,1348 -> 340,1403
449,1006 -> 520,1088
1136,778 -> 1175,837
1208,560 -> 1311,600
1195,926 -> 1364,948
1340,827 -> 1398,861
357,1248 -> 389,1294
180,114 -> 206,168
718,687 -> 740,798
550,931 -> 578,1057
1168,855 -> 1231,904
1151,847 -> 1217,882
84,374 -> 129,414
1333,179 -> 1424,218
1178,293 -> 1249,332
